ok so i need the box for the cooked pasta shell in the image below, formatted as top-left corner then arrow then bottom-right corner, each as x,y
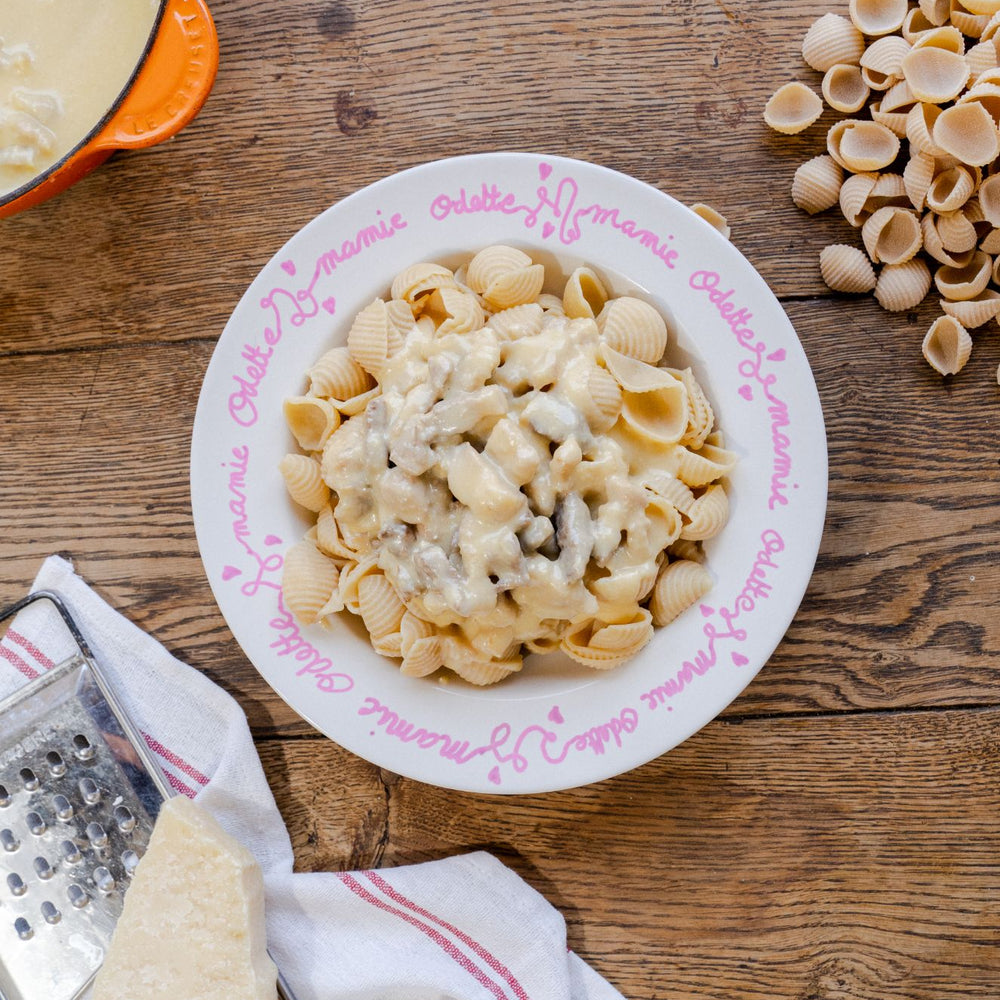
792,154 -> 844,215
940,287 -> 1000,324
537,293 -> 565,314
862,206 -> 923,264
587,366 -> 623,432
935,250 -> 992,301
850,0 -> 908,35
764,82 -> 824,134
307,345 -> 374,401
827,119 -> 901,172
981,226 -> 1000,251
597,296 -> 669,363
903,5 -> 941,39
488,302 -> 544,339
423,286 -> 485,335
641,469 -> 697,514
950,1 -> 991,36
561,611 -> 653,670
925,164 -> 977,213
874,257 -> 933,311
669,367 -> 715,450
936,208 -> 979,252
390,261 -> 457,304
385,297 -> 418,336
562,266 -> 608,319
921,0 -> 953,25
399,610 -> 435,650
922,211 -> 978,265
839,171 -> 880,226
315,504 -> 356,560
861,35 -> 913,78
601,346 -> 678,392
399,636 -> 443,678
643,493 -> 684,552
283,395 -> 341,452
903,152 -> 937,210
823,63 -> 871,113
674,443 -> 738,489
279,453 -> 330,512
483,264 -> 545,310
922,314 -> 973,374
667,538 -> 703,563
680,484 -> 730,541
337,553 -> 381,615
901,46 -> 970,102
449,656 -> 521,686
905,102 -> 946,156
802,13 -> 866,71
820,244 -> 878,293
690,202 -> 731,239
621,376 -> 689,446
466,245 -> 533,294
648,559 -> 714,628
282,539 -> 341,626
336,386 -> 380,417
932,102 -> 1000,166
347,298 -> 395,377
372,631 -> 403,659
357,573 -> 406,639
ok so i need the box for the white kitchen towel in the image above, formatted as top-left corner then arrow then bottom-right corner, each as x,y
0,556 -> 624,1000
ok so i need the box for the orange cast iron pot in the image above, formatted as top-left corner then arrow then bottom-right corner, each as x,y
0,0 -> 219,219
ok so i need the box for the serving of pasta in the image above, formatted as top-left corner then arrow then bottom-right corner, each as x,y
278,245 -> 736,686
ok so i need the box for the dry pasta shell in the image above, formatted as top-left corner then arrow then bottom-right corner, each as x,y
648,560 -> 714,628
966,38 -> 999,76
823,64 -> 871,113
764,82 -> 823,134
957,82 -> 1000,123
920,0 -> 952,25
587,367 -> 623,432
466,244 -> 533,293
911,24 -> 966,52
357,574 -> 406,640
674,443 -> 738,489
680,484 -> 730,542
981,226 -> 1000,251
283,395 -> 341,452
827,119 -> 900,172
922,314 -> 973,374
792,154 -> 844,215
903,5 -> 941,39
903,152 -> 937,210
901,47 -> 970,103
597,296 -> 669,363
950,1 -> 992,36
922,212 -> 977,265
982,9 -> 1000,37
601,346 -> 678,392
307,345 -> 374,401
960,0 -> 1000,15
962,194 -> 985,224
820,244 -> 878,293
839,171 -> 880,226
488,302 -> 544,340
932,102 -> 1000,166
802,13 -> 866,72
621,376 -> 689,446
483,264 -> 545,310
879,78 -> 917,112
925,164 -> 977,213
690,202 -> 731,239
905,103 -> 946,156
850,0 -> 908,35
869,101 -> 910,136
940,287 -> 1000,324
279,453 -> 330,512
281,539 -> 341,626
866,172 -> 910,212
874,257 -> 933,311
390,261 -> 457,304
861,35 -> 913,77
562,266 -> 608,319
935,249 -> 992,299
935,209 -> 979,251
862,206 -> 923,264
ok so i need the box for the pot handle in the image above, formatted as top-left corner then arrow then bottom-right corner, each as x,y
92,0 -> 218,151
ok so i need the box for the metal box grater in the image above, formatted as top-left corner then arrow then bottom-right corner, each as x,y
0,591 -> 170,1000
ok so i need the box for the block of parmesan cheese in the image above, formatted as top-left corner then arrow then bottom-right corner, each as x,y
92,795 -> 278,1000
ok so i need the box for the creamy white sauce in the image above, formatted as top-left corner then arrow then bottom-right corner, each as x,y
0,0 -> 160,197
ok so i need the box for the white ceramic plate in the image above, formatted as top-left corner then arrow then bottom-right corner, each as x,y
191,152 -> 827,794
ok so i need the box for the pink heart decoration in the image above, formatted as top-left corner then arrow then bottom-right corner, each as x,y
738,384 -> 753,401
264,535 -> 283,546
731,652 -> 749,666
767,348 -> 786,362
700,604 -> 715,618
221,565 -> 241,581
539,163 -> 552,180
488,766 -> 502,785
542,221 -> 555,239
548,705 -> 564,725
281,260 -> 296,276
322,297 -> 337,315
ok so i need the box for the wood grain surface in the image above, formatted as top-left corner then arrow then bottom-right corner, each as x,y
1,0 -> 998,997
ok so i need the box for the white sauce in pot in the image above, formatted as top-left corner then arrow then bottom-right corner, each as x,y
0,0 -> 160,197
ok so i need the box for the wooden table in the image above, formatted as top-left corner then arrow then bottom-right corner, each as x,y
2,1 -> 998,996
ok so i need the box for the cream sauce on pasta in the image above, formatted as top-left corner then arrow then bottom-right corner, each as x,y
0,0 -> 160,196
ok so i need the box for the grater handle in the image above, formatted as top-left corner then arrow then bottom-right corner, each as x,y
0,590 -> 95,659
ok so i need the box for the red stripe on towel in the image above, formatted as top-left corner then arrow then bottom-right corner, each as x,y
338,873 -> 511,1000
6,630 -> 55,670
363,870 -> 531,1000
163,769 -> 198,799
0,643 -> 40,681
141,732 -> 210,786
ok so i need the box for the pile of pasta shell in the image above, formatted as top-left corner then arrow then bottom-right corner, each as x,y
765,0 -> 1000,385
